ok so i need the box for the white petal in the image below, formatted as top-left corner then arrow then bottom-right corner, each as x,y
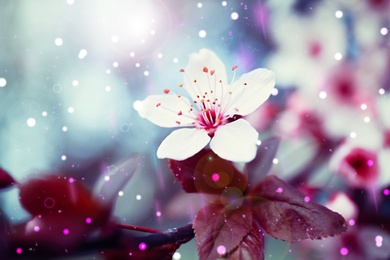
225,68 -> 275,116
183,49 -> 228,101
157,128 -> 210,160
210,119 -> 259,162
137,94 -> 195,127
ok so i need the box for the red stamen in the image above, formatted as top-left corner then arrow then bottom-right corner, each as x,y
210,70 -> 215,75
176,121 -> 181,124
232,65 -> 238,71
180,69 -> 185,72
203,67 -> 208,73
163,89 -> 170,94
156,103 -> 161,107
178,111 -> 182,115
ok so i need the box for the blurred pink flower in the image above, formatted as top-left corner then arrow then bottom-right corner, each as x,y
138,49 -> 275,162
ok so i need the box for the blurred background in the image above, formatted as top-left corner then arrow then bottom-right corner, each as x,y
0,0 -> 389,259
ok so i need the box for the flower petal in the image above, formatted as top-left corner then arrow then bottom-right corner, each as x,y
210,119 -> 259,162
183,49 -> 228,101
157,128 -> 210,160
225,68 -> 275,116
137,94 -> 195,128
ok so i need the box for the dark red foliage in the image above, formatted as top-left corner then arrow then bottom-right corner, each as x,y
0,167 -> 17,189
169,149 -> 247,195
248,175 -> 347,242
10,176 -> 111,254
194,203 -> 253,260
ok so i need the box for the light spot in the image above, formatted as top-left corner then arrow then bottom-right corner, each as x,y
135,63 -> 140,68
157,53 -> 163,59
231,12 -> 239,20
44,197 -> 55,208
380,27 -> 388,36
130,52 -> 135,57
272,158 -> 279,164
217,245 -> 226,255
271,88 -> 279,96
276,187 -> 283,193
113,62 -> 119,68
85,217 -> 92,224
150,29 -> 156,35
367,160 -> 374,167
334,52 -> 343,60
34,226 -> 40,232
256,139 -> 262,146
197,2 -> 203,8
173,58 -> 179,63
379,88 -> 385,95
144,71 -> 149,76
72,80 -> 79,87
42,111 -> 47,117
62,126 -> 68,132
383,189 -> 390,196
222,1 -> 227,7
106,69 -> 111,74
340,247 -> 348,256
360,103 -> 367,110
54,38 -> 63,46
111,35 -> 119,43
156,211 -> 162,217
118,191 -> 124,196
27,118 -> 36,127
68,107 -> 74,113
304,196 -> 310,202
375,235 -> 383,247
104,176 -> 110,181
335,10 -> 343,18
68,177 -> 75,183
364,116 -> 370,123
67,0 -> 74,4
61,155 -> 67,161
199,30 -> 207,38
105,85 -> 111,92
133,100 -> 143,111
173,252 -> 181,260
350,132 -> 356,138
139,242 -> 147,250
319,91 -> 327,99
63,229 -> 70,235
348,219 -> 355,226
16,248 -> 22,254
212,173 -> 220,182
136,194 -> 142,200
78,49 -> 87,59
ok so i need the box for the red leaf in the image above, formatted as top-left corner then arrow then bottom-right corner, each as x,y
0,167 -> 17,189
19,176 -> 110,227
169,149 -> 247,195
249,175 -> 347,242
229,221 -> 265,260
194,203 -> 253,260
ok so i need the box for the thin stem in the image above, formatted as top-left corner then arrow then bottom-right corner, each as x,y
116,223 -> 162,234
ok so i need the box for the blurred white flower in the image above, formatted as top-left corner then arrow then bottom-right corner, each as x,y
138,49 -> 275,162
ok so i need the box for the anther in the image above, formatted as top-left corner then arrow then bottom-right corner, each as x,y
180,69 -> 185,72
178,83 -> 183,87
203,67 -> 208,73
232,65 -> 238,71
194,79 -> 197,83
210,70 -> 215,76
176,121 -> 181,124
164,89 -> 170,94
243,82 -> 247,86
177,94 -> 181,98
156,103 -> 161,107
178,111 -> 182,115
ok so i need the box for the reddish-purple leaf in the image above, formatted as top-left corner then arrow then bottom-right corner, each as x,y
169,149 -> 247,195
19,176 -> 110,228
247,137 -> 280,186
194,203 -> 253,260
0,167 -> 17,189
249,175 -> 347,242
229,221 -> 265,260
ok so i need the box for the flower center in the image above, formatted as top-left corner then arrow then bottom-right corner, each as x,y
345,148 -> 378,181
196,109 -> 226,137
